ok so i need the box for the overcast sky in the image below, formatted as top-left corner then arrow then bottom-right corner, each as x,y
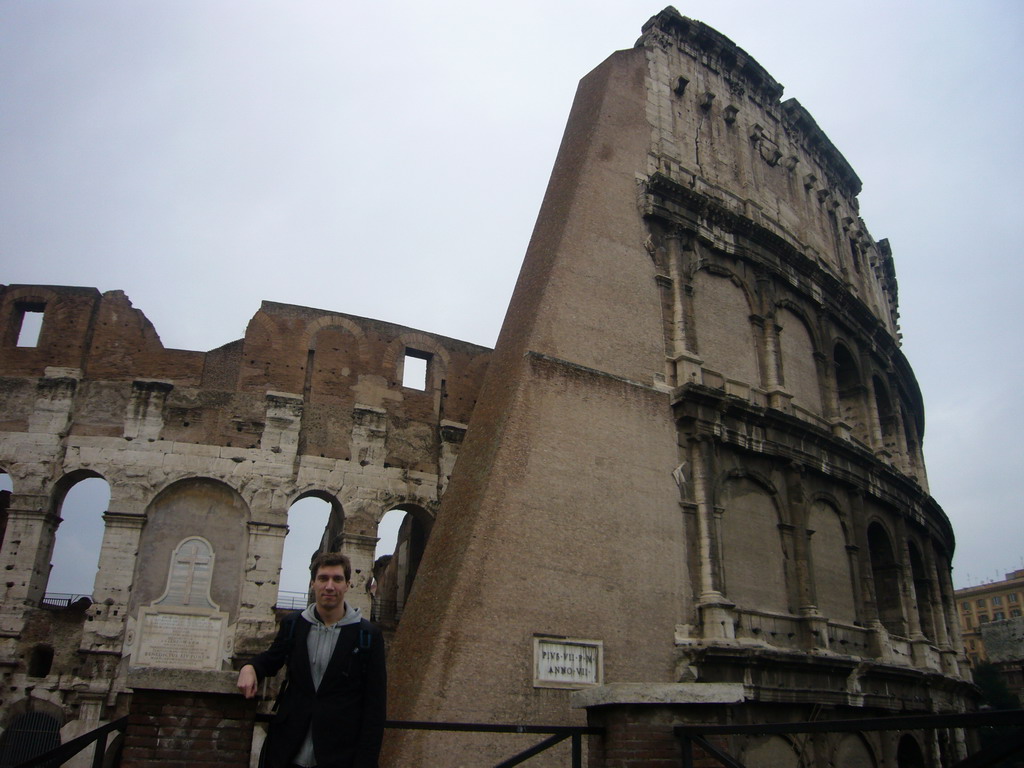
2,1 -> 1021,593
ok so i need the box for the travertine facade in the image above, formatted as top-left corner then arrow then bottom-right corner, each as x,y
385,9 -> 973,767
0,286 -> 489,756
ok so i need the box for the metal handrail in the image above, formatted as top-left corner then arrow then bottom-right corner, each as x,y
254,714 -> 600,767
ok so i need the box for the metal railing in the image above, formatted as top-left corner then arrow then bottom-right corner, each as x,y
273,590 -> 309,610
675,709 -> 1024,768
11,716 -> 126,768
38,593 -> 91,609
253,713 -> 599,767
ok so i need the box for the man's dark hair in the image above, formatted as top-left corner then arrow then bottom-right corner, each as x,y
309,551 -> 352,581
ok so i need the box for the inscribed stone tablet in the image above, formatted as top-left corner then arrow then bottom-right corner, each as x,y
533,637 -> 603,689
135,608 -> 226,670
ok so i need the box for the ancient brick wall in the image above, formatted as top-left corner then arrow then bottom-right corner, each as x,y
0,284 -> 490,749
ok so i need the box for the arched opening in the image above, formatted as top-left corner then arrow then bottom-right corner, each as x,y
867,522 -> 905,636
279,494 -> 340,608
371,505 -> 432,626
47,473 -> 110,601
908,541 -> 934,640
719,477 -> 789,615
896,733 -> 926,768
834,343 -> 867,443
0,711 -> 61,766
808,501 -> 856,623
873,375 -> 897,452
0,470 -> 11,549
27,644 -> 54,678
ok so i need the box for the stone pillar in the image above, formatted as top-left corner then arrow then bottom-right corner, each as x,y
0,495 -> 56,613
122,669 -> 257,768
238,520 -> 288,628
571,683 -> 745,768
338,531 -> 377,617
667,231 -> 703,386
82,511 -> 146,652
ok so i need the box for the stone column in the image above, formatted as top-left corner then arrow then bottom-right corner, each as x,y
667,231 -> 703,386
690,438 -> 733,639
338,531 -> 377,617
0,495 -> 56,612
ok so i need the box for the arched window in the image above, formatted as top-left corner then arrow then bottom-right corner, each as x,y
0,471 -> 11,548
873,375 -> 897,452
719,478 -> 788,614
808,501 -> 856,623
47,474 -> 110,600
693,271 -> 760,389
371,505 -> 431,625
280,495 -> 338,606
777,308 -> 822,416
908,541 -> 934,640
834,343 -> 867,443
867,522 -> 905,636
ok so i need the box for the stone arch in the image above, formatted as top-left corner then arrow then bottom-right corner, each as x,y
833,340 -> 868,442
0,469 -> 11,558
867,520 -> 905,636
302,317 -> 369,404
808,498 -> 857,623
717,474 -> 789,613
736,734 -> 803,768
372,503 -> 433,626
776,304 -> 823,415
134,477 -> 249,623
832,733 -> 878,768
280,490 -> 344,596
691,268 -> 762,389
46,470 -> 110,598
873,374 -> 897,453
896,733 -> 926,768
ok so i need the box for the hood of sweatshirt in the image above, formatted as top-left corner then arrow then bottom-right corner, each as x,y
300,602 -> 362,628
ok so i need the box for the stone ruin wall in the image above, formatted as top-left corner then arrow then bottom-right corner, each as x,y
0,283 -> 490,744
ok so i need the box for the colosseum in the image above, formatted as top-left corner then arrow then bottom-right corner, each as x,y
0,7 -> 976,768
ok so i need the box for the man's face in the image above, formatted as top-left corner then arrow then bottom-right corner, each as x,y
311,564 -> 350,612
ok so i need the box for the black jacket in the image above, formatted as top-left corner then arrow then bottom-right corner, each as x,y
250,612 -> 387,768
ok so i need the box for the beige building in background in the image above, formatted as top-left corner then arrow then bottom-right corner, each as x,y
956,569 -> 1024,700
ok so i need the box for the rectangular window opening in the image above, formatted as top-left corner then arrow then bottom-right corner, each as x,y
15,305 -> 45,348
402,351 -> 429,390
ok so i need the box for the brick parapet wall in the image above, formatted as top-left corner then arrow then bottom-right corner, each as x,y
586,706 -> 731,768
121,688 -> 257,768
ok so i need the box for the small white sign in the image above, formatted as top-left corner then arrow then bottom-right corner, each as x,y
533,636 -> 603,689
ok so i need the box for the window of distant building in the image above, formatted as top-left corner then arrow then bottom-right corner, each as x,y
1011,608 -> 1021,618
969,640 -> 976,649
993,595 -> 1003,606
979,614 -> 989,623
964,616 -> 973,629
1009,593 -> 1018,604
977,599 -> 986,608
962,601 -> 972,612
994,611 -> 1005,620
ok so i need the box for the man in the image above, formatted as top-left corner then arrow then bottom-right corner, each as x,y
238,552 -> 386,768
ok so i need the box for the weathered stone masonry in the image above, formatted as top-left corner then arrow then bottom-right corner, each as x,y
0,284 -> 490,749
